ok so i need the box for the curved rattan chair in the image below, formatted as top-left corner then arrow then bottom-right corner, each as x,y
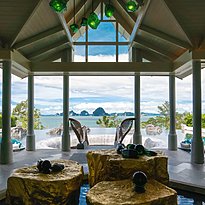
114,117 -> 135,146
69,117 -> 89,149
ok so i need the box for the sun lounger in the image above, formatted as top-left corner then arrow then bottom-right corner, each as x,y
114,117 -> 135,146
69,118 -> 89,149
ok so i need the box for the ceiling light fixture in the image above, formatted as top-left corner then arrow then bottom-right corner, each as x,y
49,0 -> 68,13
105,0 -> 115,18
81,0 -> 88,26
126,0 -> 139,12
88,0 -> 100,29
70,0 -> 79,33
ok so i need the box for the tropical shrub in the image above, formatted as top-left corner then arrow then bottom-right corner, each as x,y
96,116 -> 122,128
0,115 -> 17,129
12,100 -> 44,130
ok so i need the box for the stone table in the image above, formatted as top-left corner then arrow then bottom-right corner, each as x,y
87,149 -> 169,187
86,179 -> 177,205
6,159 -> 83,205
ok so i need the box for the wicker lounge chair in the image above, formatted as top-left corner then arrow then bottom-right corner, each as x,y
114,117 -> 135,146
69,117 -> 89,149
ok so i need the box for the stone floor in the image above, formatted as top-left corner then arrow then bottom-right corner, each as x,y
0,146 -> 205,200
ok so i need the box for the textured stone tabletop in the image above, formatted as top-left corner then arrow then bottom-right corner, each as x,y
87,149 -> 169,187
6,159 -> 83,205
87,179 -> 177,205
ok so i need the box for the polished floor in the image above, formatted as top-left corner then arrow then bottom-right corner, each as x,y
0,146 -> 205,200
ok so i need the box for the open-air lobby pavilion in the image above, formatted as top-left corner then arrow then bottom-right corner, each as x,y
0,0 -> 205,203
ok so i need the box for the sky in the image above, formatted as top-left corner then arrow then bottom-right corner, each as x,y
0,21 -> 205,115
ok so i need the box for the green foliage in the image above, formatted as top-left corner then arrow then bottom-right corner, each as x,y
0,114 -> 17,129
12,100 -> 44,130
141,101 -> 185,130
184,113 -> 205,128
96,116 -> 122,128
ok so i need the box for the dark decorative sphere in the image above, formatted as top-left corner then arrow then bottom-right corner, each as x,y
37,159 -> 44,172
135,144 -> 145,155
116,143 -> 125,154
51,163 -> 65,172
122,148 -> 139,159
132,171 -> 147,193
41,160 -> 52,174
127,144 -> 135,150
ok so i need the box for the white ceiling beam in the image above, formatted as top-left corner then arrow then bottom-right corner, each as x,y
11,50 -> 30,71
56,13 -> 73,47
31,61 -> 172,73
134,37 -> 175,60
129,0 -> 151,47
10,0 -> 43,47
173,50 -> 192,71
141,49 -> 171,62
13,25 -> 63,50
140,25 -> 192,49
28,38 -> 69,60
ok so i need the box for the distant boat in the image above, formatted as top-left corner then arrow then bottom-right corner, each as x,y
0,138 -> 25,152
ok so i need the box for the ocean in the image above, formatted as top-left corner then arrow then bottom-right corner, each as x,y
40,115 -> 154,129
19,115 -> 186,149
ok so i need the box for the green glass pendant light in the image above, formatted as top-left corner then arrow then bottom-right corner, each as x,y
70,24 -> 79,33
81,0 -> 88,26
88,0 -> 100,29
105,1 -> 115,18
70,0 -> 79,33
88,12 -> 100,29
126,0 -> 139,12
49,0 -> 68,13
81,17 -> 88,26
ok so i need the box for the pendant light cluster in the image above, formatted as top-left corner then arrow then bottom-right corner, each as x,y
50,0 -> 144,34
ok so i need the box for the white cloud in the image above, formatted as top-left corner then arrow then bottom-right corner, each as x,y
1,55 -> 205,115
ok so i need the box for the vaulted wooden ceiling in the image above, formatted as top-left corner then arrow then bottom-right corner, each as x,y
0,0 -> 205,78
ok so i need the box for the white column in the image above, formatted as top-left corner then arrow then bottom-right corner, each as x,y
0,60 -> 13,164
62,48 -> 72,151
26,75 -> 35,151
130,47 -> 142,144
191,61 -> 204,164
168,75 -> 177,150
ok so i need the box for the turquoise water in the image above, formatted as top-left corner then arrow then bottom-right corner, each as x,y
40,115 -> 157,129
79,184 -> 205,205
